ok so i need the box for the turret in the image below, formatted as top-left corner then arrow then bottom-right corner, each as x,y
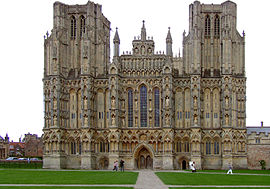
141,20 -> 146,41
166,27 -> 173,56
113,27 -> 120,57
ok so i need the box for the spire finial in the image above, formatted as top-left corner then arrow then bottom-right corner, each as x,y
113,27 -> 120,43
166,27 -> 172,42
141,20 -> 146,41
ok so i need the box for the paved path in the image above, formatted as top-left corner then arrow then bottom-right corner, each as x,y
135,170 -> 168,189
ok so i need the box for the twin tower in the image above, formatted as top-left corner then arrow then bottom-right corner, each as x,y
43,1 -> 247,170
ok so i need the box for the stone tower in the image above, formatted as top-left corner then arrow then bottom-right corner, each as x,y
43,1 -> 110,169
182,0 -> 246,169
43,0 -> 247,170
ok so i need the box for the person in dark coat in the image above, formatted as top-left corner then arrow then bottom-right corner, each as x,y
120,159 -> 125,172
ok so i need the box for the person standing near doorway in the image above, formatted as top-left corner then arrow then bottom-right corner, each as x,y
120,159 -> 125,172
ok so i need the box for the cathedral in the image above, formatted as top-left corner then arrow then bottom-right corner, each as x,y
42,0 -> 247,170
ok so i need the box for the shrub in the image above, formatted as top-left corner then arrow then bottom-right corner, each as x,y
259,160 -> 266,170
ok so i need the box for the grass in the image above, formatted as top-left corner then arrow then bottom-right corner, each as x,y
185,169 -> 270,174
0,187 -> 132,189
170,188 -> 270,189
0,170 -> 138,185
156,172 -> 270,186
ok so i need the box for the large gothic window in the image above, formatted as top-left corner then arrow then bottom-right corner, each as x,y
214,141 -> 219,154
214,15 -> 220,37
205,15 -> 211,37
206,141 -> 211,154
140,85 -> 147,127
154,88 -> 160,127
128,89 -> 133,127
80,15 -> 86,38
71,141 -> 76,154
71,16 -> 76,39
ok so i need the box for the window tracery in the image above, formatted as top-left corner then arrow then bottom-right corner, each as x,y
205,15 -> 211,37
140,85 -> 147,127
128,89 -> 133,127
154,88 -> 160,127
71,16 -> 76,39
214,15 -> 220,37
80,15 -> 86,38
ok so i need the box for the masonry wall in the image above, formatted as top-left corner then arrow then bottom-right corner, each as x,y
248,145 -> 270,170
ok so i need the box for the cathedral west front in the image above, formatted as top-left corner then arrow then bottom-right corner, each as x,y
42,0 -> 247,170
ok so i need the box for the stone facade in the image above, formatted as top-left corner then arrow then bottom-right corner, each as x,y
24,133 -> 43,158
43,1 -> 247,170
0,134 -> 9,159
247,125 -> 270,170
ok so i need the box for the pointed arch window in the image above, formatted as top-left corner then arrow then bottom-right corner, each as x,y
80,15 -> 86,38
214,15 -> 220,37
205,15 -> 211,37
154,88 -> 160,127
214,141 -> 219,154
71,16 -> 76,39
140,85 -> 147,127
128,89 -> 133,127
206,141 -> 211,154
71,141 -> 76,154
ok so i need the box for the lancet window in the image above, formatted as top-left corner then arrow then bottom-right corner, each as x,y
205,15 -> 211,37
206,141 -> 211,154
71,16 -> 76,39
214,15 -> 220,37
214,141 -> 219,154
128,89 -> 133,127
140,85 -> 147,127
154,88 -> 160,127
80,15 -> 86,38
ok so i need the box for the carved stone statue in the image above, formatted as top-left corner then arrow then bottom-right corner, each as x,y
135,100 -> 138,109
165,96 -> 170,107
194,115 -> 198,125
112,116 -> 115,126
53,98 -> 57,109
225,115 -> 229,125
111,97 -> 115,109
225,96 -> 229,107
53,116 -> 57,126
165,114 -> 170,125
84,98 -> 87,109
84,116 -> 88,126
83,45 -> 88,58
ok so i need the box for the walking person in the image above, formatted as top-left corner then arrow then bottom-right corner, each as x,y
227,164 -> 233,174
113,160 -> 118,171
120,159 -> 125,172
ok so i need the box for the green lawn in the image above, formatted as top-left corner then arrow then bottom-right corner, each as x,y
0,187 -> 132,189
187,169 -> 270,174
156,172 -> 270,185
0,170 -> 138,185
170,188 -> 270,189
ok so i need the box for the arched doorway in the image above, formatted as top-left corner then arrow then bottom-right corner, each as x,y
182,160 -> 187,170
98,156 -> 109,170
136,147 -> 153,169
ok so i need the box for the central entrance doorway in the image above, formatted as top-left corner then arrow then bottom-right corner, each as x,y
137,147 -> 153,169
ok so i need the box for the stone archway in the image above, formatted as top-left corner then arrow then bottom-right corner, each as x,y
182,160 -> 187,170
178,156 -> 189,170
137,147 -> 153,169
133,144 -> 154,169
98,156 -> 109,170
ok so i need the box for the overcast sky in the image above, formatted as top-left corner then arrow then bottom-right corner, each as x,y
0,0 -> 269,141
